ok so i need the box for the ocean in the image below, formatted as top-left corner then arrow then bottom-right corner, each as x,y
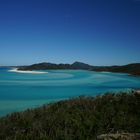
0,68 -> 140,116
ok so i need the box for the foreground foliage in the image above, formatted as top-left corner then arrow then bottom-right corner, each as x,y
0,92 -> 140,140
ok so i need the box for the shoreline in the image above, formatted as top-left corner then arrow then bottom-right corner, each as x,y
8,68 -> 48,74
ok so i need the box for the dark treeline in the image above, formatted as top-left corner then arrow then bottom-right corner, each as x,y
18,62 -> 140,76
0,92 -> 140,140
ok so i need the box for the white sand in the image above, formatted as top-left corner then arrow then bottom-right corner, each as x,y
9,68 -> 48,74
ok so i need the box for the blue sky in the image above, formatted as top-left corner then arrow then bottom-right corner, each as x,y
0,0 -> 140,66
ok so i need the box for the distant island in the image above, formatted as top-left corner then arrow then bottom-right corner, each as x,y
17,61 -> 140,76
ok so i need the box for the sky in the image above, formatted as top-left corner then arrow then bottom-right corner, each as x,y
0,0 -> 140,66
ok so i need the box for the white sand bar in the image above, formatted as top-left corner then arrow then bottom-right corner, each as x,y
9,68 -> 48,74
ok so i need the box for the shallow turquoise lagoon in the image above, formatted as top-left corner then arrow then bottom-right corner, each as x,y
0,68 -> 140,116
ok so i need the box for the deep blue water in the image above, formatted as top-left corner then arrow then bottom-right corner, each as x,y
0,68 -> 140,116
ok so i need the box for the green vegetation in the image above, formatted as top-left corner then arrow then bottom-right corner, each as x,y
93,63 -> 140,76
0,92 -> 140,140
18,62 -> 140,76
18,61 -> 92,71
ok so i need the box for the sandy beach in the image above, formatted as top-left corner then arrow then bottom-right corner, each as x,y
9,68 -> 48,74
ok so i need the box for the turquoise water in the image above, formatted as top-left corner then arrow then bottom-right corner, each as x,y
0,68 -> 140,116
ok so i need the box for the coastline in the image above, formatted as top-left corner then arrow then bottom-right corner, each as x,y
8,68 -> 48,74
16,62 -> 140,76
